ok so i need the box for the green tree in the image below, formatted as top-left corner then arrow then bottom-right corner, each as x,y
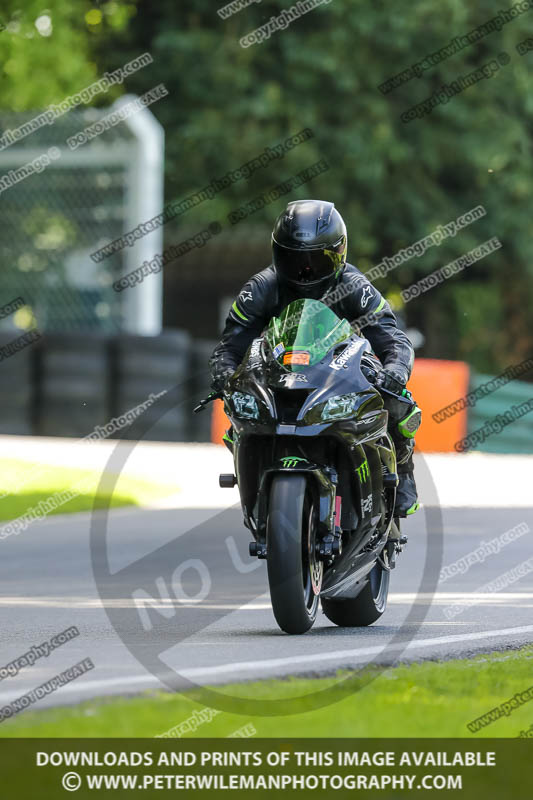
3,0 -> 532,369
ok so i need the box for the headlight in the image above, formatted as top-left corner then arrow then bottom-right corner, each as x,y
321,393 -> 359,420
232,391 -> 259,419
307,392 -> 359,422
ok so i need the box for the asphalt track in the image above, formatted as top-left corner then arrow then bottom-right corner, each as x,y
0,502 -> 532,714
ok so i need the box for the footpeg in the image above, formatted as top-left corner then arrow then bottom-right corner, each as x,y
249,541 -> 267,558
219,473 -> 237,488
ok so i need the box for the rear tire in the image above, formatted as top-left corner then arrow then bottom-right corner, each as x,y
321,559 -> 389,627
267,474 -> 322,634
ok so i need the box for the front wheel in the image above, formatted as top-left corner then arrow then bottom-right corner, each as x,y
321,559 -> 390,627
266,474 -> 322,634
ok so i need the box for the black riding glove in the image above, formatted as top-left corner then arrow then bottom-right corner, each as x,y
211,368 -> 234,394
375,367 -> 407,395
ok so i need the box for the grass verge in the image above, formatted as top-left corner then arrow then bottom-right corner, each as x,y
2,645 -> 533,738
0,457 -> 179,520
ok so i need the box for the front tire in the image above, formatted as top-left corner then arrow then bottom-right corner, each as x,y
267,475 -> 322,634
321,559 -> 390,627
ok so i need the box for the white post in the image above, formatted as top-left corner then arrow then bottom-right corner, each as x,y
119,94 -> 165,335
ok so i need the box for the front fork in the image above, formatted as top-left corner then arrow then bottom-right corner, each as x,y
219,440 -> 405,565
247,460 -> 341,561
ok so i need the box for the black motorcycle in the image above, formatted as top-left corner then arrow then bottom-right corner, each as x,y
196,299 -> 412,635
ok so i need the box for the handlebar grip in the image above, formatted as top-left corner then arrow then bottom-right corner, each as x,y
193,391 -> 222,414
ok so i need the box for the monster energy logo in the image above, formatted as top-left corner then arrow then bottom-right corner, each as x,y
280,456 -> 307,469
356,459 -> 369,482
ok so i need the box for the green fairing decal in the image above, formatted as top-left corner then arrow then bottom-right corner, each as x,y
356,459 -> 369,482
280,456 -> 307,468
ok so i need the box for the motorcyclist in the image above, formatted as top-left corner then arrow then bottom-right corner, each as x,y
209,199 -> 420,517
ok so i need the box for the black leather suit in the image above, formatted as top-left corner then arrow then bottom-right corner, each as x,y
210,263 -> 414,387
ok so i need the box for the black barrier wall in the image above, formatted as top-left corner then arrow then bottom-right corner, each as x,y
112,330 -> 191,443
0,329 -> 213,442
37,332 -> 111,438
0,332 -> 35,436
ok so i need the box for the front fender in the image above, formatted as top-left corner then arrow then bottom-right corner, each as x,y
255,459 -> 336,542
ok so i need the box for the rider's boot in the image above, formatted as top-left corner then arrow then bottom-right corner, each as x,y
394,441 -> 419,517
383,389 -> 421,518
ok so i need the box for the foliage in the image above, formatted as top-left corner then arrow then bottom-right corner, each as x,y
1,0 -> 532,370
0,1 -> 136,108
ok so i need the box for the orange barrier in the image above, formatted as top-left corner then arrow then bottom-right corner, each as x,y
407,358 -> 470,452
211,359 -> 471,452
211,398 -> 230,445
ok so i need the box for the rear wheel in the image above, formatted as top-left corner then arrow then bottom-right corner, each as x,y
321,558 -> 389,627
267,474 -> 322,634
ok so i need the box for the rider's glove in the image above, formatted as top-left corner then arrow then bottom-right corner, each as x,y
211,368 -> 234,394
375,367 -> 406,395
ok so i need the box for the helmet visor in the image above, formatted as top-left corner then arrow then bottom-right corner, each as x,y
272,239 -> 345,285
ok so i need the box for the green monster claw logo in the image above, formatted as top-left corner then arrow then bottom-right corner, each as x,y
280,456 -> 307,469
356,459 -> 369,482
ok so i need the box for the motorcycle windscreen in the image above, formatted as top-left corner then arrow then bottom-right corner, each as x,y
264,299 -> 353,371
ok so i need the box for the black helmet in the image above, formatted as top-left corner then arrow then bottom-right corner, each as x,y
272,199 -> 347,295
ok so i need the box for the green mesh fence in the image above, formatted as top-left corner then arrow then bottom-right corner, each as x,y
467,372 -> 533,454
0,108 -> 139,333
